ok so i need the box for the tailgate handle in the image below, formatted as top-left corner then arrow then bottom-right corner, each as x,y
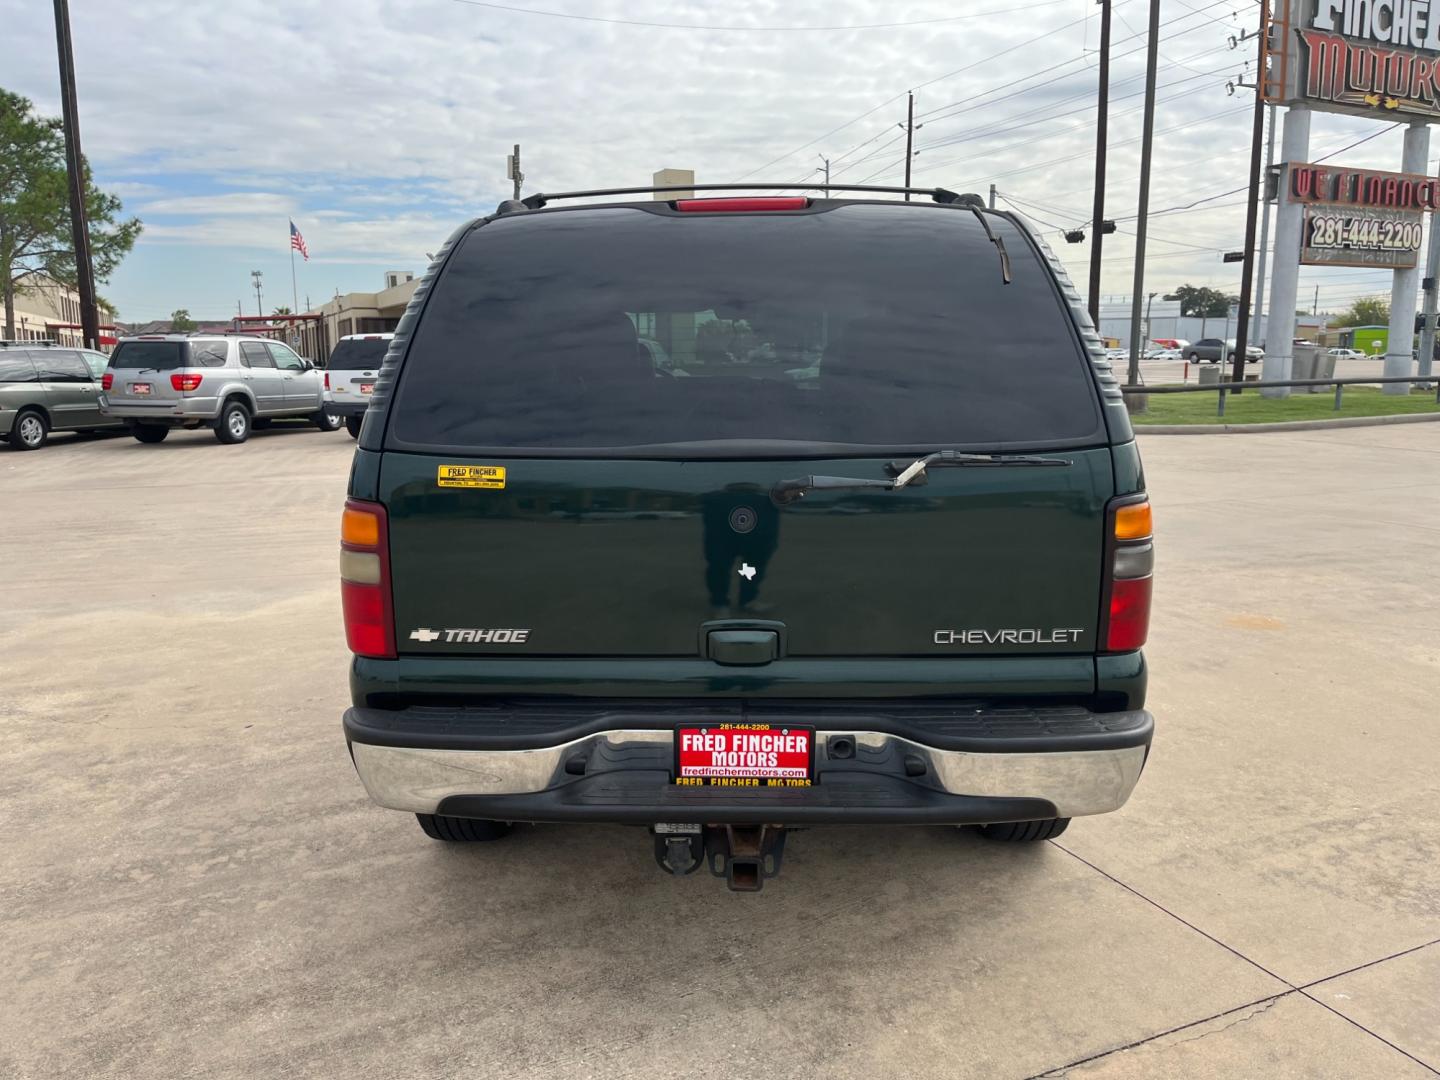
706,630 -> 778,666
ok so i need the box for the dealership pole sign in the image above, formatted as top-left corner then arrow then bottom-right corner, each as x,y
1275,0 -> 1440,119
1290,162 -> 1437,265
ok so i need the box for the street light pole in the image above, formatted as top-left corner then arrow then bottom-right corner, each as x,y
51,0 -> 100,351
1087,0 -> 1113,325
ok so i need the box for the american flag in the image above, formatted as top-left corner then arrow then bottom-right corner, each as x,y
289,219 -> 309,261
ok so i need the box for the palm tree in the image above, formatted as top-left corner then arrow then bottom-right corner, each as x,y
272,305 -> 292,317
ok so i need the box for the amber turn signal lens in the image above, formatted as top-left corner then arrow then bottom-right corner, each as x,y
1114,501 -> 1152,540
341,506 -> 381,547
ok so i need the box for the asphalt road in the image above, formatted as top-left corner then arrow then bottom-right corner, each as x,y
2,424 -> 1437,1079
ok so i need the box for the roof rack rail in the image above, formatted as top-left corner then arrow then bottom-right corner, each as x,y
513,183 -> 979,212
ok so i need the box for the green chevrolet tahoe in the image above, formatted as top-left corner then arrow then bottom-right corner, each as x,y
339,186 -> 1154,891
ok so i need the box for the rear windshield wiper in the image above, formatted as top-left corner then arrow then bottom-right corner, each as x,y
771,451 -> 1070,504
888,450 -> 1070,487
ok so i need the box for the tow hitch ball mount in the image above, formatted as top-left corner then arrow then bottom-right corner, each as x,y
651,824 -> 788,892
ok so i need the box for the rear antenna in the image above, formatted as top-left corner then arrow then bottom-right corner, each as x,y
966,206 -> 1012,285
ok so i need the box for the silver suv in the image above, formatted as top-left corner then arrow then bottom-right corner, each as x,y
0,344 -> 124,451
100,335 -> 343,444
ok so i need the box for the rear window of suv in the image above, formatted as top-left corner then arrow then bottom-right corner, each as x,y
328,338 -> 391,369
111,341 -> 187,369
388,204 -> 1102,455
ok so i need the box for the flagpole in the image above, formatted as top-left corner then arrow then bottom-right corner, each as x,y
289,226 -> 299,315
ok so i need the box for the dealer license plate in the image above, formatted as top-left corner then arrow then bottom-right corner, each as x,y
674,724 -> 813,788
130,382 -> 151,395
360,383 -> 374,394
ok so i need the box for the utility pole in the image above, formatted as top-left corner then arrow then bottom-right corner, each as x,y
1230,4 -> 1267,390
52,0 -> 100,351
251,270 -> 263,317
903,92 -> 915,199
1125,0 -> 1162,413
818,153 -> 831,194
988,183 -> 997,210
507,144 -> 524,200
1087,0 -> 1113,325
1313,284 -> 1318,315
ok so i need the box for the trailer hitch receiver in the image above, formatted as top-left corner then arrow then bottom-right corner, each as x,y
705,825 -> 787,892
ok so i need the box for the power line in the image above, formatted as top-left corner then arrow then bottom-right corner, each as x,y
450,0 -> 1071,31
911,0 -> 1238,123
921,105 -> 1249,187
779,0 -> 1237,186
736,4 -> 1119,180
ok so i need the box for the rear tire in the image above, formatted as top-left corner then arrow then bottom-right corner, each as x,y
132,424 -> 169,444
978,818 -> 1070,842
9,409 -> 48,450
313,409 -> 343,432
416,814 -> 512,842
215,400 -> 251,444
345,415 -> 362,438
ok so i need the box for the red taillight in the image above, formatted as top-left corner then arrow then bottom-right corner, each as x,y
1102,497 -> 1153,652
323,371 -> 330,390
340,499 -> 394,659
1106,576 -> 1152,651
170,373 -> 203,392
101,372 -> 113,390
675,197 -> 809,212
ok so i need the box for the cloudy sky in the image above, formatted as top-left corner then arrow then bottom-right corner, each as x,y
1,0 -> 1422,321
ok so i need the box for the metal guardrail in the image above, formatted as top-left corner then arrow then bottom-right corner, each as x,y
1120,375 -> 1440,417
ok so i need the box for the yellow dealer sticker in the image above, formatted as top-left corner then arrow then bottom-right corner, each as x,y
437,464 -> 506,490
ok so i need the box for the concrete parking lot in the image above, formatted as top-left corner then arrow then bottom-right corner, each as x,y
3,423 -> 1437,1079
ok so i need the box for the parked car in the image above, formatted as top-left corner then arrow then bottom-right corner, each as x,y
1326,348 -> 1365,361
338,187 -> 1155,890
1150,348 -> 1183,361
0,345 -> 125,451
325,333 -> 394,438
99,335 -> 343,444
1184,338 -> 1262,364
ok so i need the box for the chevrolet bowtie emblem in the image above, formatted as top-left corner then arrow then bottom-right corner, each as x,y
409,628 -> 441,642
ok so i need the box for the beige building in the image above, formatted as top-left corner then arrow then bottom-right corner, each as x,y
297,271 -> 419,360
2,273 -> 117,346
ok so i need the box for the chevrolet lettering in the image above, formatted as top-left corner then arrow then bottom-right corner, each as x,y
339,184 -> 1156,891
933,628 -> 1086,645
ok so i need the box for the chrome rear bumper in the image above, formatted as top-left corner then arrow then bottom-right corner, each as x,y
348,726 -> 1149,821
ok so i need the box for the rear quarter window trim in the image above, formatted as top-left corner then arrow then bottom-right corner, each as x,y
376,204 -> 1111,458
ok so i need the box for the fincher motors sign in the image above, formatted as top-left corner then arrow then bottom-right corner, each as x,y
1291,0 -> 1440,117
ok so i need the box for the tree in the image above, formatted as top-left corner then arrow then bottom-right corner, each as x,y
1335,296 -> 1389,327
171,309 -> 196,331
0,88 -> 142,338
272,306 -> 292,317
1168,283 -> 1238,318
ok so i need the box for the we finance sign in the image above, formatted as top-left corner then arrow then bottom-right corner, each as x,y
1286,0 -> 1440,119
